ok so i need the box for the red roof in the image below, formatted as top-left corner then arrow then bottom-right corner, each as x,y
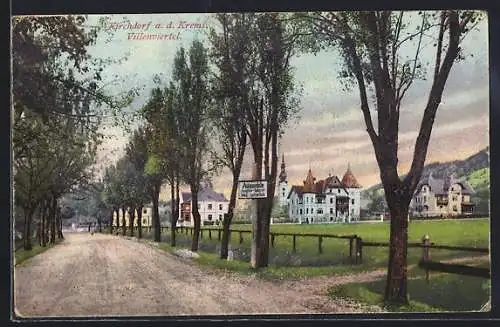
341,165 -> 362,188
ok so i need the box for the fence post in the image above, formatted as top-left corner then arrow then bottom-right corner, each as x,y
349,236 -> 354,261
209,229 -> 212,240
293,234 -> 297,253
239,231 -> 243,244
271,234 -> 275,248
318,236 -> 323,254
422,234 -> 431,282
356,237 -> 363,264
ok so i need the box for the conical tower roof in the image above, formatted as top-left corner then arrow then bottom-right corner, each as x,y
303,168 -> 316,193
341,163 -> 362,188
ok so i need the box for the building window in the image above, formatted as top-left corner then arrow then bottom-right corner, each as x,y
452,196 -> 457,201
300,209 -> 303,215
351,199 -> 354,205
330,208 -> 333,214
311,208 -> 314,214
219,204 -> 223,210
453,205 -> 457,212
338,189 -> 340,193
208,214 -> 213,220
306,208 -> 309,214
142,219 -> 147,224
330,198 -> 333,204
461,196 -> 465,202
283,192 -> 285,197
219,214 -> 222,220
423,196 -> 427,202
208,204 -> 213,210
317,209 -> 323,214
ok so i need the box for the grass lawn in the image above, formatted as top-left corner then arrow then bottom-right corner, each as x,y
132,222 -> 491,312
14,240 -> 63,266
328,262 -> 491,312
187,219 -> 490,269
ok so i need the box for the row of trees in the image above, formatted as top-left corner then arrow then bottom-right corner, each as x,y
12,16 -> 132,250
98,13 -> 302,267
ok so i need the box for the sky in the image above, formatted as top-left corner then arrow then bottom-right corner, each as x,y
84,12 -> 489,200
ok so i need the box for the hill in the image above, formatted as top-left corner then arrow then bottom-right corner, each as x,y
362,147 -> 489,196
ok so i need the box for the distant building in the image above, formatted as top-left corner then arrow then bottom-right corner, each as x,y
178,186 -> 230,226
278,154 -> 290,207
286,163 -> 362,224
410,172 -> 475,218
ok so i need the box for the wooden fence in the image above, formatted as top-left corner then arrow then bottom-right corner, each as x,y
116,225 -> 362,263
361,235 -> 490,280
109,226 -> 490,274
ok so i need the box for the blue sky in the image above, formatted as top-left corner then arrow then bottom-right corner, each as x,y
85,12 -> 489,198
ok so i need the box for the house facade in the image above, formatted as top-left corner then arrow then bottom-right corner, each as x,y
178,186 -> 230,226
410,172 -> 475,218
285,164 -> 362,224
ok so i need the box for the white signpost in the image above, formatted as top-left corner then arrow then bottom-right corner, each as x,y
238,180 -> 268,199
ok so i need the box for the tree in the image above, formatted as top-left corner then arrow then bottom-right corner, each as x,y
161,85 -> 183,247
12,15 -> 127,250
295,10 -> 482,304
171,41 -> 215,252
102,165 -> 122,233
209,13 -> 253,259
244,13 -> 301,268
125,127 -> 151,239
142,88 -> 169,242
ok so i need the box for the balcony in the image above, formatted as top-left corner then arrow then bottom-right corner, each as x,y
436,199 -> 448,205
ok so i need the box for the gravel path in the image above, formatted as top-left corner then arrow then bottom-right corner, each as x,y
14,233 -> 381,317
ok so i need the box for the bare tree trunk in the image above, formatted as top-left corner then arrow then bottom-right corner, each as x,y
41,199 -> 48,247
169,177 -> 178,247
115,208 -> 120,233
137,205 -> 143,239
152,182 -> 161,242
221,175 -> 240,259
191,190 -> 201,252
384,188 -> 411,304
23,207 -> 34,251
251,153 -> 264,268
259,129 -> 279,267
50,196 -> 57,244
57,208 -> 64,240
129,207 -> 135,237
121,207 -> 127,236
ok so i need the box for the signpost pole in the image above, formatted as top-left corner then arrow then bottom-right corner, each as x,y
237,164 -> 267,268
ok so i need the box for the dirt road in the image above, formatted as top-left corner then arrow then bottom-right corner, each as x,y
14,233 -> 381,317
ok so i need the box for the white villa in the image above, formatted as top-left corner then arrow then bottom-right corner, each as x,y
178,186 -> 230,226
410,172 -> 475,218
278,154 -> 362,223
